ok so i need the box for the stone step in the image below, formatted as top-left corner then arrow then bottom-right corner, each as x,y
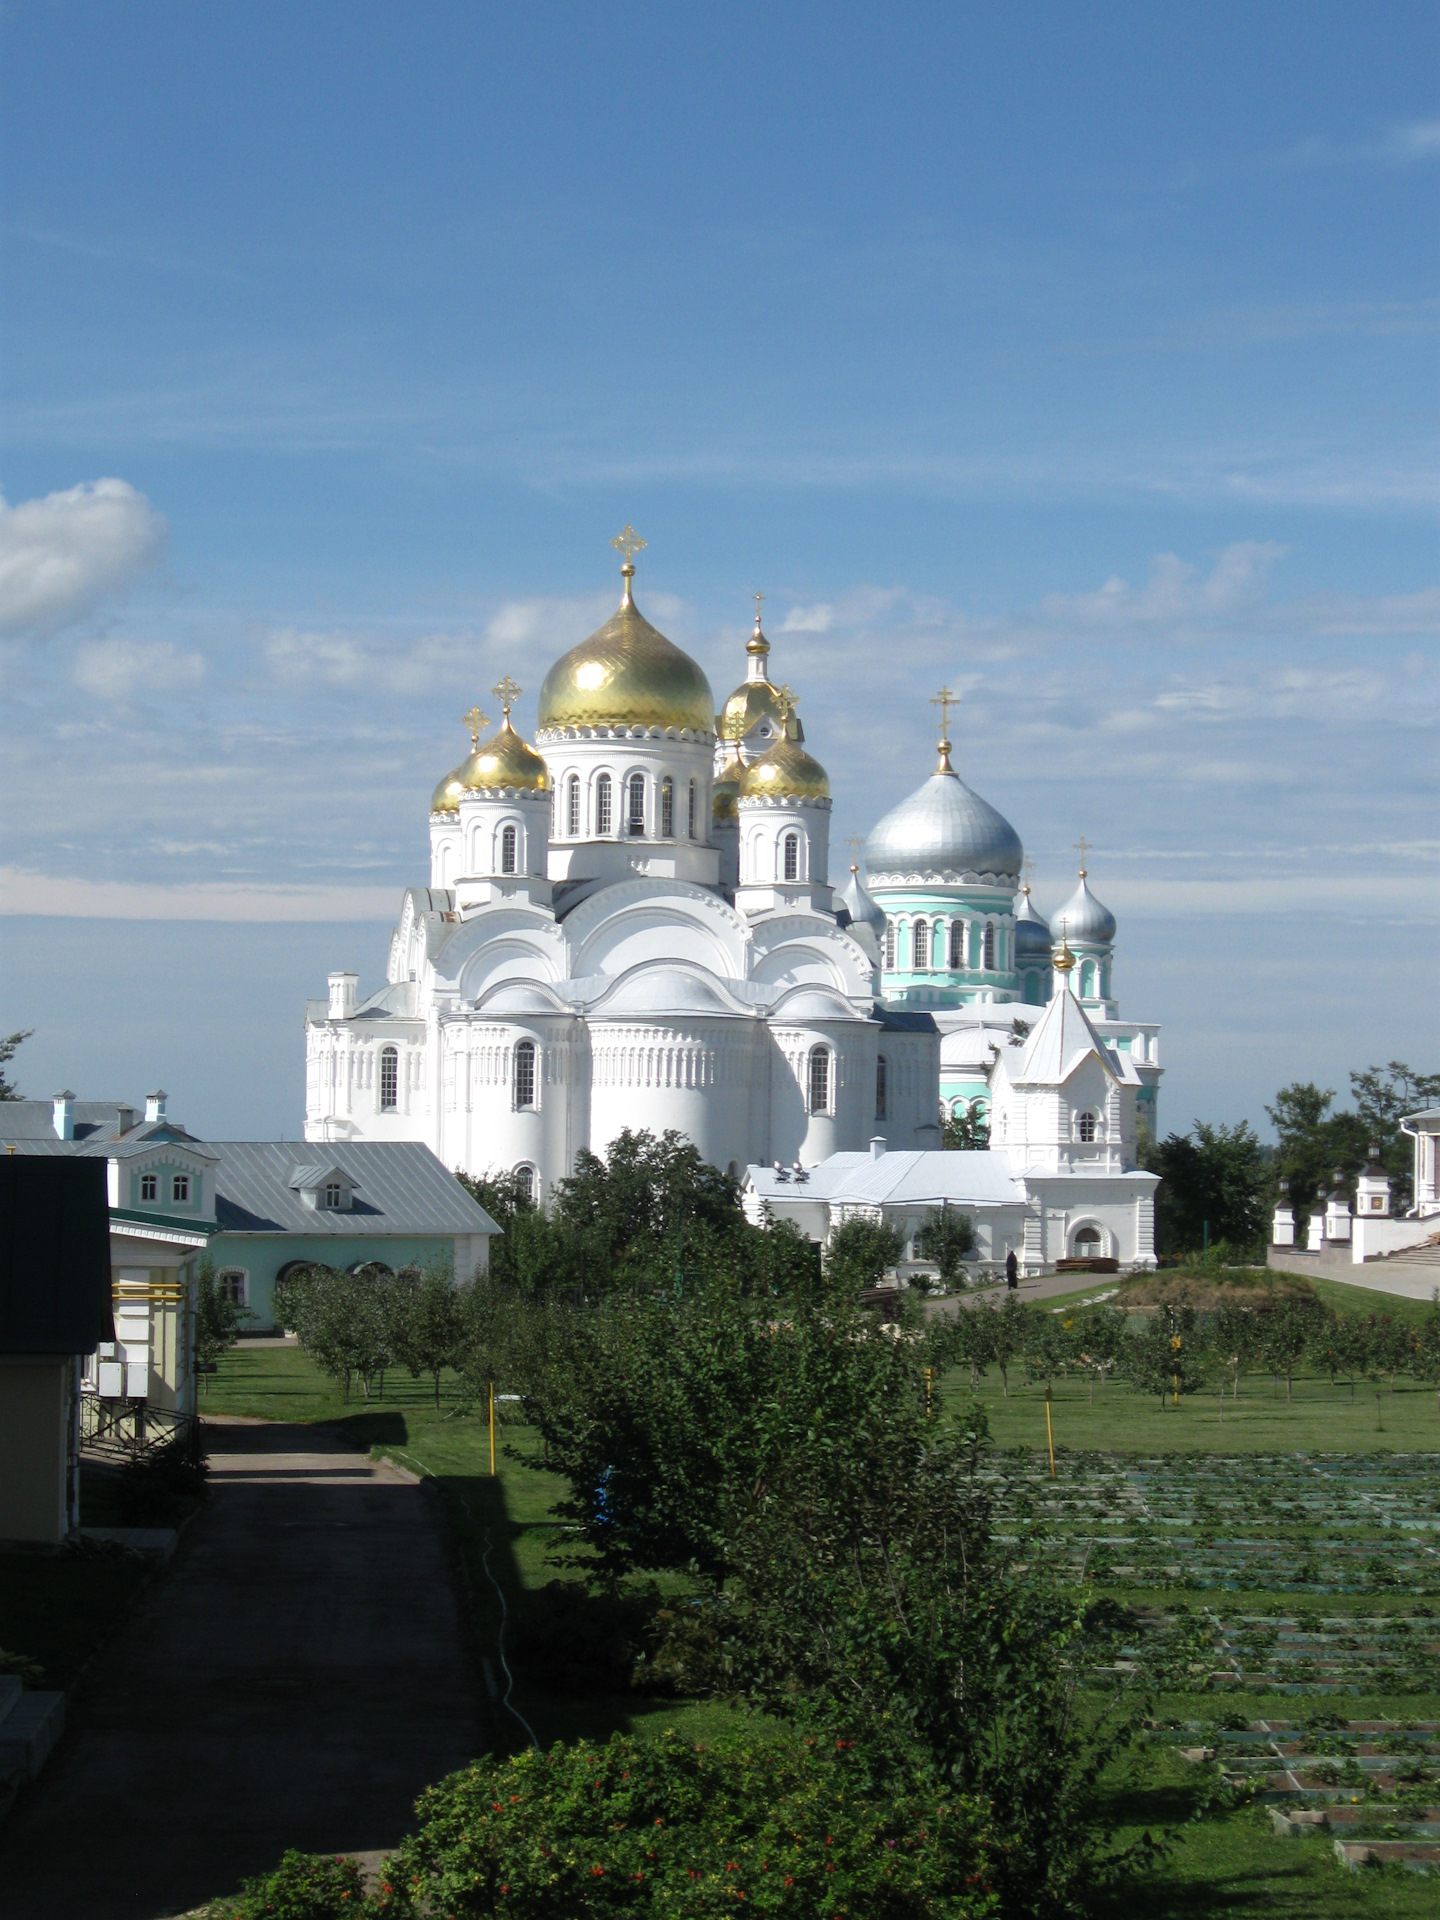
0,1691 -> 65,1779
1334,1837 -> 1440,1871
0,1674 -> 22,1725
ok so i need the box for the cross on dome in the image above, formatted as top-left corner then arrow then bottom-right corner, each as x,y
930,684 -> 958,772
462,706 -> 489,749
1022,856 -> 1036,894
1073,835 -> 1092,877
774,683 -> 798,724
610,525 -> 646,608
492,677 -> 522,722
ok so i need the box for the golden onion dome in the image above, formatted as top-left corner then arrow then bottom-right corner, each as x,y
430,766 -> 465,816
456,716 -> 550,793
717,611 -> 803,743
737,729 -> 830,803
712,773 -> 740,823
537,572 -> 714,735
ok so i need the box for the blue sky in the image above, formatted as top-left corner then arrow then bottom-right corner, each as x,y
2,2 -> 1436,1138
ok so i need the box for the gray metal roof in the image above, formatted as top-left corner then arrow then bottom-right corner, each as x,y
207,1142 -> 499,1238
1053,872 -> 1116,946
0,1100 -> 136,1143
865,769 -> 1023,886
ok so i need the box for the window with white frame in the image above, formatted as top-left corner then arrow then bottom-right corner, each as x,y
660,776 -> 674,837
324,1182 -> 345,1209
172,1173 -> 190,1202
380,1045 -> 399,1111
627,772 -> 646,836
567,774 -> 581,837
596,772 -> 613,835
513,1038 -> 537,1110
807,1045 -> 830,1115
982,923 -> 995,970
949,920 -> 965,969
140,1173 -> 158,1203
216,1269 -> 248,1307
515,1164 -> 535,1203
1077,1110 -> 1097,1143
884,921 -> 896,969
500,824 -> 518,874
912,919 -> 929,969
782,831 -> 799,880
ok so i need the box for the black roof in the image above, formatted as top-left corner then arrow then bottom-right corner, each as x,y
0,1157 -> 114,1355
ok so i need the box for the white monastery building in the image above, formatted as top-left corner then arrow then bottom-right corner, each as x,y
306,530 -> 1163,1268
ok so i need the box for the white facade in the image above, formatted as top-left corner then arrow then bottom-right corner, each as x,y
306,569 -> 941,1194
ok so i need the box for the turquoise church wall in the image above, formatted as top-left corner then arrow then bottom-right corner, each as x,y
211,1233 -> 463,1333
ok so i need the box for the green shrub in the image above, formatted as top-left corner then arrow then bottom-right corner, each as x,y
217,1849 -> 370,1919
382,1728 -> 994,1918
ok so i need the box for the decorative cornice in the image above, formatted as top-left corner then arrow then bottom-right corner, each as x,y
735,793 -> 833,812
535,724 -> 713,746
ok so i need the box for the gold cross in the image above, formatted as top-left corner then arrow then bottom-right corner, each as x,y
610,524 -> 646,565
753,590 -> 765,627
1073,835 -> 1092,876
1022,856 -> 1035,892
846,831 -> 864,872
462,706 -> 489,749
492,676 -> 522,721
930,685 -> 958,737
774,683 -> 797,723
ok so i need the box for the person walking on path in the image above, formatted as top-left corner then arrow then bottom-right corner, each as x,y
1005,1249 -> 1019,1291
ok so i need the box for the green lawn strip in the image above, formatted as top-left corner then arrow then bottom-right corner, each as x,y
941,1370 -> 1440,1453
0,1550 -> 151,1691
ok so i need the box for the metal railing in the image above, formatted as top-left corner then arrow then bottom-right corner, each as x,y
79,1394 -> 201,1466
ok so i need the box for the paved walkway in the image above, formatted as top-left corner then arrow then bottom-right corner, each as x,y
925,1272 -> 1121,1317
0,1419 -> 484,1920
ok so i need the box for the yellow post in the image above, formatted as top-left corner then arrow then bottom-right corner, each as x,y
1044,1384 -> 1056,1479
489,1381 -> 496,1477
923,1366 -> 934,1420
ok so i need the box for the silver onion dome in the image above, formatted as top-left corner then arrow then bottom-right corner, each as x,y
1012,886 -> 1051,959
865,743 -> 1023,885
839,863 -> 886,937
1054,870 -> 1116,946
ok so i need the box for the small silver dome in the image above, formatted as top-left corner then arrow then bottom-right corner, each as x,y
1054,871 -> 1116,946
865,762 -> 1023,885
839,864 -> 886,936
1012,887 -> 1051,959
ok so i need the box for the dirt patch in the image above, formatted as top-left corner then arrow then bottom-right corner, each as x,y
1115,1268 -> 1317,1313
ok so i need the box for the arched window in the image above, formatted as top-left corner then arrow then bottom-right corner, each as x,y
500,824 -> 517,874
875,1054 -> 888,1121
379,1045 -> 399,1111
515,1164 -> 535,1203
660,776 -> 674,838
1073,1224 -> 1104,1257
982,923 -> 995,970
783,831 -> 799,880
513,1039 -> 536,1110
688,780 -> 697,838
627,772 -> 646,836
807,1046 -> 830,1115
884,921 -> 896,969
949,920 -> 965,969
1080,960 -> 1096,998
567,774 -> 581,837
596,772 -> 613,835
1077,1110 -> 1097,1143
912,919 -> 929,969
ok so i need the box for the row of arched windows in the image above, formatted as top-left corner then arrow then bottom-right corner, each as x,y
555,772 -> 702,842
883,917 -> 999,973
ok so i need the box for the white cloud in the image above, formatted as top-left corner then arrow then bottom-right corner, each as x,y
71,638 -> 204,700
1385,119 -> 1440,163
779,603 -> 835,633
0,479 -> 166,637
1041,541 -> 1286,629
0,865 -> 397,921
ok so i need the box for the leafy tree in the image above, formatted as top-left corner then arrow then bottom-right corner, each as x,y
1212,1303 -> 1260,1402
1254,1298 -> 1322,1405
389,1262 -> 462,1409
822,1216 -> 905,1291
941,1101 -> 989,1149
1122,1308 -> 1206,1409
551,1129 -> 747,1292
1142,1119 -> 1270,1258
1071,1306 -> 1126,1400
1350,1062 -> 1440,1211
386,1727 -> 993,1919
951,1303 -> 997,1391
0,1028 -> 31,1101
274,1265 -> 395,1401
1412,1302 -> 1440,1413
193,1257 -> 246,1391
1366,1312 -> 1412,1394
986,1294 -> 1032,1398
913,1205 -> 977,1288
1023,1311 -> 1078,1394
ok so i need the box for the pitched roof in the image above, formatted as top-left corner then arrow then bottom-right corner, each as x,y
748,1149 -> 1024,1210
206,1142 -> 498,1237
0,1100 -> 136,1143
1011,987 -> 1119,1088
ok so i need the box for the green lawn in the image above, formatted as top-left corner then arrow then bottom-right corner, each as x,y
205,1338 -> 1440,1913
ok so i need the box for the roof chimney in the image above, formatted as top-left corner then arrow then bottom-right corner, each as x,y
869,1135 -> 887,1160
52,1090 -> 75,1140
146,1090 -> 167,1124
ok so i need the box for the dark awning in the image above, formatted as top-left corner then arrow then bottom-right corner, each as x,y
0,1156 -> 115,1354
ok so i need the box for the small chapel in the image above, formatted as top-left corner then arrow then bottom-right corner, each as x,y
304,530 -> 1163,1267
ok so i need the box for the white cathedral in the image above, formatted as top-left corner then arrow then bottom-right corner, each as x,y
305,531 -> 1162,1269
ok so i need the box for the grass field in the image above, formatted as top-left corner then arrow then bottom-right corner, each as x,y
203,1336 -> 1440,1914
